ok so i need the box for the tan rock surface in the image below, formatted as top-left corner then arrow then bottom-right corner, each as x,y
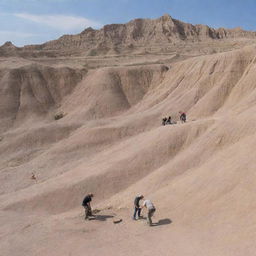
1,15 -> 256,256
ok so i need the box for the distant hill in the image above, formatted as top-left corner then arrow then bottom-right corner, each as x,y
1,14 -> 256,57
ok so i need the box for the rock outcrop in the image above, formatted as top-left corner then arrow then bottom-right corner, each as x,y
1,14 -> 256,57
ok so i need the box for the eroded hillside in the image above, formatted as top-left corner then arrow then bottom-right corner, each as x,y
1,39 -> 256,255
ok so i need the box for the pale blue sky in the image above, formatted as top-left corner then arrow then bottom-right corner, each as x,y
0,0 -> 255,46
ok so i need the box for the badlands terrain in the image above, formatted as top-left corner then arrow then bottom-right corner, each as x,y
1,14 -> 256,256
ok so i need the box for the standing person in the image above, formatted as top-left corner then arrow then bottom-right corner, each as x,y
133,195 -> 144,220
82,193 -> 94,220
179,112 -> 186,123
142,199 -> 156,226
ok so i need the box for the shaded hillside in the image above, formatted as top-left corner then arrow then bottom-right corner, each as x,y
0,64 -> 86,132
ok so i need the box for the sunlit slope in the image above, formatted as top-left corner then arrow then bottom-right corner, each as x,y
0,45 -> 256,215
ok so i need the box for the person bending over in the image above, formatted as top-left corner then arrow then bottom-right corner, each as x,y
141,199 -> 156,226
82,193 -> 94,220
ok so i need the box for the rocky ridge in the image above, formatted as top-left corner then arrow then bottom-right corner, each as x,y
1,14 -> 256,57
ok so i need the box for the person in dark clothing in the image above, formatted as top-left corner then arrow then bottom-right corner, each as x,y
166,116 -> 172,125
82,193 -> 94,220
162,117 -> 167,126
179,112 -> 186,123
133,195 -> 144,220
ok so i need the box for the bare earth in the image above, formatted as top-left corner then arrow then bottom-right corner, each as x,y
1,15 -> 256,256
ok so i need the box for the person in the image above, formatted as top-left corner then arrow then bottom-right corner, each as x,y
31,172 -> 37,182
141,199 -> 156,226
162,117 -> 167,126
179,112 -> 186,123
166,116 -> 172,125
82,193 -> 94,220
133,195 -> 144,220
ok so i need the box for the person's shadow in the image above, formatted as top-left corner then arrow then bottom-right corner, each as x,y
152,218 -> 172,226
89,214 -> 114,221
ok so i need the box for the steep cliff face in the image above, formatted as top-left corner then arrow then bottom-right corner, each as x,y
1,14 -> 256,57
37,15 -> 255,52
41,14 -> 256,49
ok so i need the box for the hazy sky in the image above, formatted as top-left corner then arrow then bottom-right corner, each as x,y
0,0 -> 255,46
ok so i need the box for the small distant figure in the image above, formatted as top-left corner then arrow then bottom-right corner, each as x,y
141,199 -> 156,226
133,195 -> 144,220
166,116 -> 172,125
179,112 -> 186,123
82,193 -> 94,220
162,117 -> 167,126
31,172 -> 37,182
162,116 -> 176,126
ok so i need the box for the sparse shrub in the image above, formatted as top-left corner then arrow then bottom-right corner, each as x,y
161,65 -> 169,72
89,49 -> 97,56
54,112 -> 64,120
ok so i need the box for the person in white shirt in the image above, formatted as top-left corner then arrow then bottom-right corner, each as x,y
142,199 -> 156,226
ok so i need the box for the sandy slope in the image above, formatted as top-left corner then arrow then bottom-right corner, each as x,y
1,44 -> 256,255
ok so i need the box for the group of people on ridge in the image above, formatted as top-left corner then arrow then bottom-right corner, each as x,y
162,112 -> 186,126
82,193 -> 156,226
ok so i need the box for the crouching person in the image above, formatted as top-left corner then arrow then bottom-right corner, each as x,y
142,199 -> 156,226
82,193 -> 94,220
